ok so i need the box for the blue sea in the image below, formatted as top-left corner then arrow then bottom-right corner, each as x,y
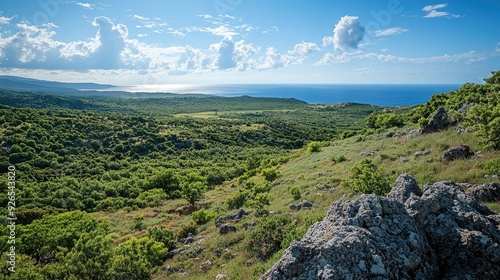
112,84 -> 462,106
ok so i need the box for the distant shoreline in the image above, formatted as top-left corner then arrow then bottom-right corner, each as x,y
101,84 -> 462,106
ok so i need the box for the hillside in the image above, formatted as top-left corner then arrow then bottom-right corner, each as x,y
0,72 -> 499,279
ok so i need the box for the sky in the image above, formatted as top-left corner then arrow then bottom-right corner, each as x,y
0,0 -> 499,86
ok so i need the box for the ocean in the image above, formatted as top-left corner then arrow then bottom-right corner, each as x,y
111,84 -> 462,106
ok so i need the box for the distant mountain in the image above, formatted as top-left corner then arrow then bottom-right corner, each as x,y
0,75 -> 116,94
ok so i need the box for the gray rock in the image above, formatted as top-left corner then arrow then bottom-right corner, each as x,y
385,131 -> 394,138
387,173 -> 422,203
215,274 -> 228,280
219,224 -> 237,235
290,200 -> 313,211
405,128 -> 423,140
441,144 -> 474,161
361,151 -> 375,157
422,107 -> 451,134
262,175 -> 500,280
215,208 -> 252,227
414,150 -> 430,158
466,183 -> 500,202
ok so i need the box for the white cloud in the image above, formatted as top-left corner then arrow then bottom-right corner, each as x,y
423,4 -> 448,12
212,37 -> 236,70
332,16 -> 365,51
75,2 -> 95,10
422,3 -> 461,18
375,27 -> 409,37
0,16 -> 16,25
424,10 -> 449,18
291,42 -> 320,55
132,15 -> 150,21
317,50 -> 492,65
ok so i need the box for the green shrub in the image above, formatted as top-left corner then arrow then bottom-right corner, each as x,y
343,159 -> 391,196
191,208 -> 216,225
291,187 -> 301,200
247,214 -> 292,260
227,190 -> 249,210
331,155 -> 347,163
132,215 -> 144,230
478,158 -> 500,174
307,142 -> 322,153
146,225 -> 176,251
262,167 -> 279,182
418,117 -> 429,128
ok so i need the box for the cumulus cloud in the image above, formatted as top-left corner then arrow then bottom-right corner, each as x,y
375,27 -> 409,37
332,16 -> 365,51
213,37 -> 236,69
291,42 -> 320,55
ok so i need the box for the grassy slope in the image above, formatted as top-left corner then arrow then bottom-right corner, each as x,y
92,125 -> 498,279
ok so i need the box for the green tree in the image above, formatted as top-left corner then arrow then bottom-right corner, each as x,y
484,70 -> 500,85
146,169 -> 180,198
181,181 -> 206,207
64,232 -> 113,280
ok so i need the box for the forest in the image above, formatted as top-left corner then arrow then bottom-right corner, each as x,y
0,71 -> 498,279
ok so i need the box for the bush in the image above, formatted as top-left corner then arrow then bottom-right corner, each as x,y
191,208 -> 216,225
227,190 -> 249,210
247,214 -> 292,260
418,117 -> 429,128
146,225 -> 176,251
331,155 -> 347,163
478,158 -> 500,174
307,142 -> 322,153
132,215 -> 144,230
262,167 -> 279,182
343,159 -> 391,196
291,187 -> 301,200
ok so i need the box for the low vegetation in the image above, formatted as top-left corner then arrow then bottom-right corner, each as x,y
0,71 -> 498,279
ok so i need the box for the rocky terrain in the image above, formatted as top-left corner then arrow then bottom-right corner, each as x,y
262,174 -> 500,280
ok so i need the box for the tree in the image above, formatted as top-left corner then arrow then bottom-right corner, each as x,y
484,70 -> 500,85
181,181 -> 206,207
64,232 -> 113,280
146,169 -> 180,198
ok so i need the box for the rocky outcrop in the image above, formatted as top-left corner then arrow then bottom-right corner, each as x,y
422,107 -> 451,134
289,200 -> 313,211
219,224 -> 237,235
262,174 -> 500,280
215,208 -> 252,227
405,107 -> 451,139
441,144 -> 474,161
465,183 -> 500,202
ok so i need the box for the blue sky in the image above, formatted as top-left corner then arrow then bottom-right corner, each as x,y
0,0 -> 499,85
